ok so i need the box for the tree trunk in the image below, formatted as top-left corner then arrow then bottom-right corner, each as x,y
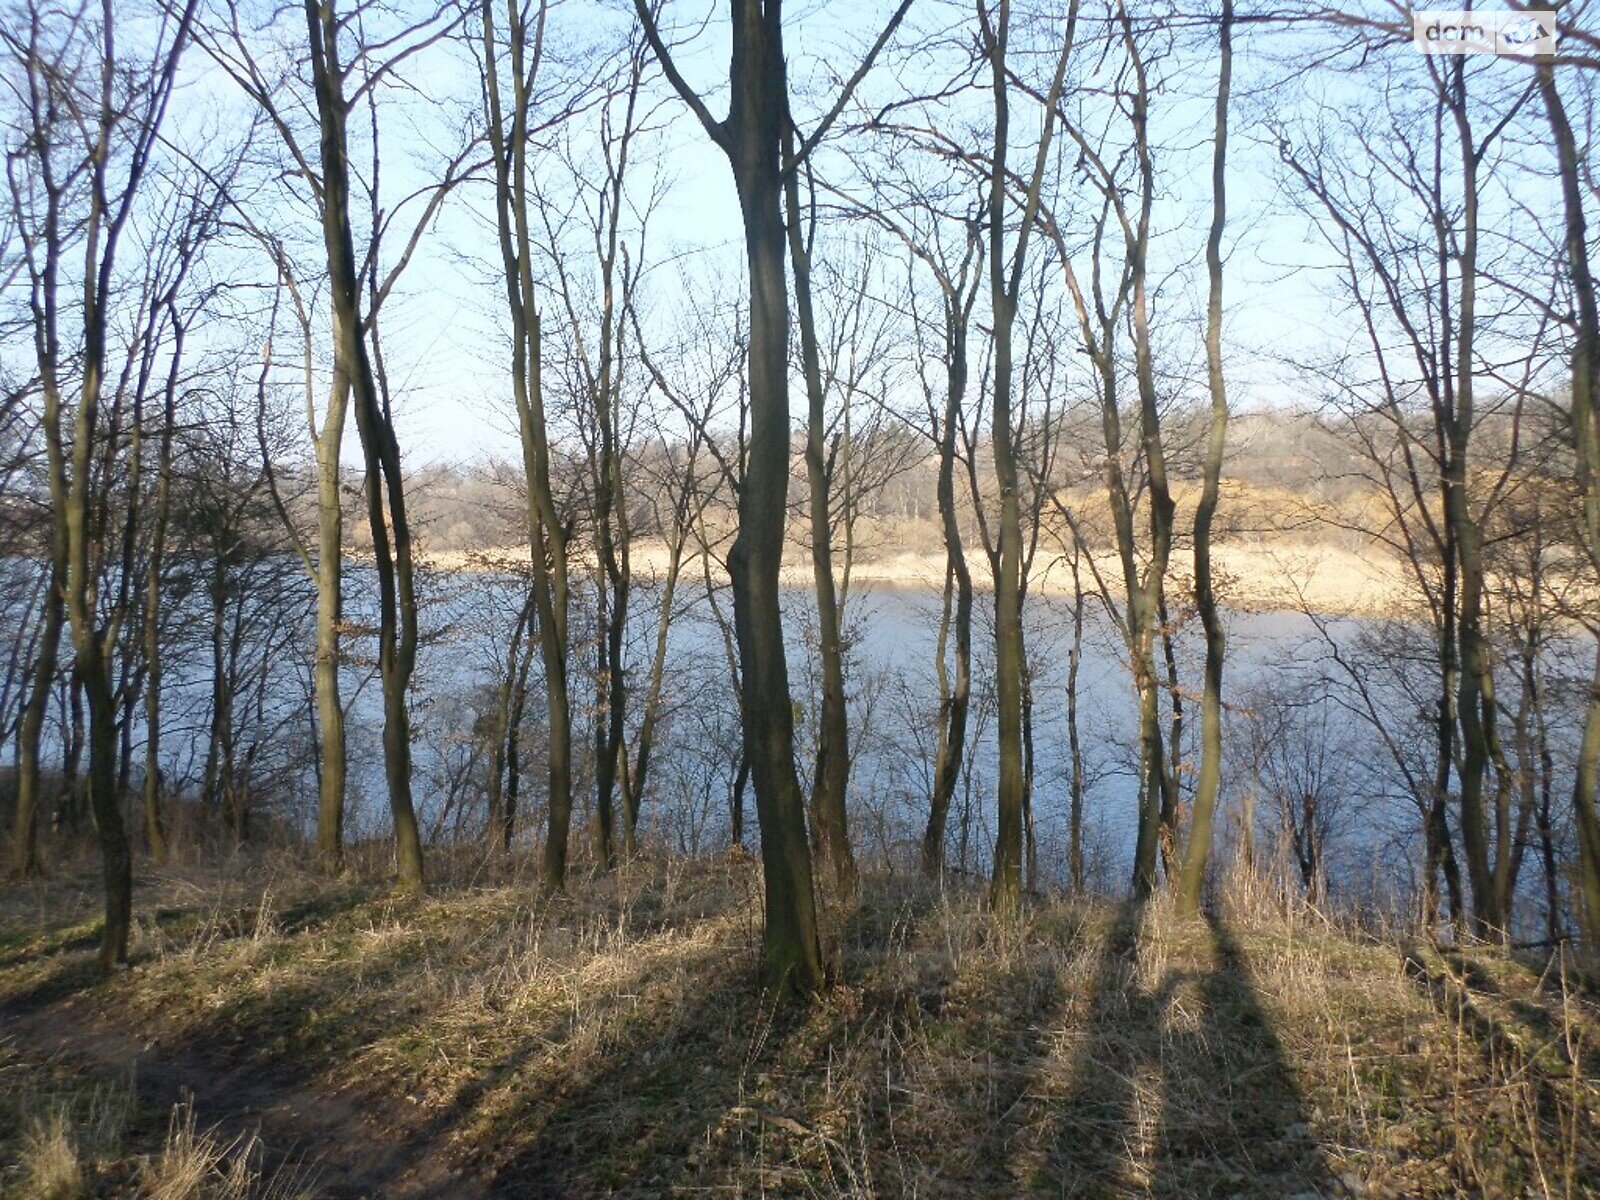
719,0 -> 825,996
140,369 -> 176,864
1067,551 -> 1085,892
312,389 -> 347,874
1535,29 -> 1600,960
920,237 -> 980,877
1175,0 -> 1231,918
482,0 -> 572,892
978,0 -> 1072,916
783,126 -> 856,899
1445,63 -> 1502,937
305,0 -> 424,892
11,573 -> 62,877
635,0 -> 909,994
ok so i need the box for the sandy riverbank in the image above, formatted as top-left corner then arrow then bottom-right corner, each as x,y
412,537 -> 1409,617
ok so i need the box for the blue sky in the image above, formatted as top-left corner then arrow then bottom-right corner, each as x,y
179,0 -> 1571,467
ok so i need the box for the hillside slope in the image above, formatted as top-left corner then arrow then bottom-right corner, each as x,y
2,856 -> 1597,1198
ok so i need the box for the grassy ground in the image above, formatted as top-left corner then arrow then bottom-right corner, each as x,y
1,851 -> 1597,1198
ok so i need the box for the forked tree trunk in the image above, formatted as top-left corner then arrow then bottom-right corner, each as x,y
783,127 -> 856,898
979,0 -> 1072,917
1123,6 -> 1174,900
482,0 -> 573,892
305,0 -> 424,892
1175,0 -> 1231,918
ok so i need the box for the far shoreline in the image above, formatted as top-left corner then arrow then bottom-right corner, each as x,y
401,538 -> 1414,620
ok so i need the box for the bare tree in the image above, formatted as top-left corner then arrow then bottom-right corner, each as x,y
633,0 -> 909,996
1535,33 -> 1600,955
1175,0 -> 1232,917
1279,35 -> 1541,934
479,0 -> 578,890
203,0 -> 468,882
3,0 -> 200,965
976,0 -> 1075,915
532,20 -> 658,867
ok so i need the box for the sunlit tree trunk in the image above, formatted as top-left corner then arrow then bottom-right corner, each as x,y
304,0 -> 425,891
978,0 -> 1072,917
482,0 -> 572,891
783,127 -> 856,898
1175,0 -> 1231,918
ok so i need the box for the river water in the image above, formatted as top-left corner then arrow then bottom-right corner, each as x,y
3,556 -> 1585,925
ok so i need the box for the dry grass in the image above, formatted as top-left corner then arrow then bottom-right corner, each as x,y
2,850 -> 1598,1197
0,1046 -> 304,1200
3,1063 -> 127,1199
138,1103 -> 310,1200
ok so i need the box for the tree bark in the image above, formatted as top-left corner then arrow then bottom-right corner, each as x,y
10,572 -> 62,878
1536,45 -> 1600,957
783,126 -> 856,898
482,0 -> 572,892
979,0 -> 1073,917
312,400 -> 347,874
305,0 -> 425,892
1174,0 -> 1231,919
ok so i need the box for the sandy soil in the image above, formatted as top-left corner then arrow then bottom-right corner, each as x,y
415,537 -> 1409,617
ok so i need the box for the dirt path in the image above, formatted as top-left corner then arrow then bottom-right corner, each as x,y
4,990 -> 494,1200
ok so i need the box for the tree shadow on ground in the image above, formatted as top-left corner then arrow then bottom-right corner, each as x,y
1401,939 -> 1597,1170
479,954 -> 786,1196
0,951 -> 103,1018
1148,910 -> 1334,1197
1039,899 -> 1336,1198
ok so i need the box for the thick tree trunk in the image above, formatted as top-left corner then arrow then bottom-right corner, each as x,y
732,166 -> 823,997
1536,33 -> 1600,959
312,394 -> 347,874
61,350 -> 132,970
82,661 -> 130,970
719,0 -> 824,996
